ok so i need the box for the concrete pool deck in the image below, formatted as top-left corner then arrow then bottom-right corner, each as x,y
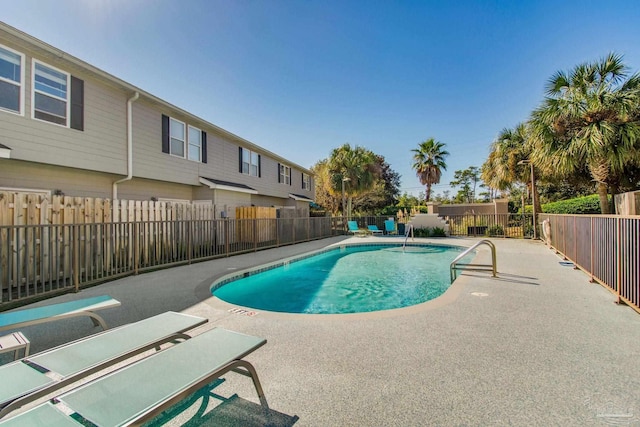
2,236 -> 640,426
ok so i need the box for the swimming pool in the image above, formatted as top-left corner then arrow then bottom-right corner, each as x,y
212,244 -> 471,314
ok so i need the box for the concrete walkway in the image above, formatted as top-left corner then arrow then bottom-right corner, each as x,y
2,237 -> 640,426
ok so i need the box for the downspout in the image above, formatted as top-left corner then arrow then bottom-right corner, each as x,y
112,91 -> 139,199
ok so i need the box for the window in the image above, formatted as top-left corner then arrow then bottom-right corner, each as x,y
302,173 -> 311,190
241,148 -> 250,174
239,147 -> 260,177
251,152 -> 259,176
279,164 -> 291,185
188,125 -> 201,161
162,115 -> 207,162
169,118 -> 185,157
0,44 -> 24,114
33,60 -> 69,126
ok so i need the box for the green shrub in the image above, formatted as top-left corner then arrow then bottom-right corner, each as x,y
412,227 -> 432,237
485,225 -> 504,236
431,227 -> 447,237
542,194 -> 604,214
410,226 -> 447,237
522,194 -> 607,215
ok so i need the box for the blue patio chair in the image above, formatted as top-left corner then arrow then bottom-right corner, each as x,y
384,220 -> 398,235
347,221 -> 369,237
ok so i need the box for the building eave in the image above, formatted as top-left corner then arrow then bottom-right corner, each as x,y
199,177 -> 258,195
289,193 -> 314,202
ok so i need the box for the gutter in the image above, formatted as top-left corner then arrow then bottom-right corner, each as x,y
112,92 -> 139,199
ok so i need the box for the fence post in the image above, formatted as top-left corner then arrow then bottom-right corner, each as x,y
73,224 -> 80,292
133,222 -> 139,275
253,219 -> 257,252
276,218 -> 280,247
307,218 -> 310,241
187,220 -> 192,264
225,219 -> 230,257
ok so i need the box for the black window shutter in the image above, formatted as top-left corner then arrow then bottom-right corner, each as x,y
290,169 -> 292,186
258,155 -> 261,177
201,131 -> 207,163
302,173 -> 304,187
70,76 -> 84,131
161,115 -> 170,154
239,147 -> 243,173
278,163 -> 281,183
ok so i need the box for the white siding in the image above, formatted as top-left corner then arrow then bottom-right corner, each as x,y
0,39 -> 128,174
0,160 -> 117,198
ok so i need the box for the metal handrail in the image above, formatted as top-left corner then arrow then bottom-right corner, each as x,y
402,224 -> 414,251
450,239 -> 497,283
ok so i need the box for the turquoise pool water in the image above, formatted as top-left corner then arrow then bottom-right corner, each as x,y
212,244 -> 469,314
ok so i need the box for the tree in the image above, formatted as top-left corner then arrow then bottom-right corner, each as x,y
327,144 -> 380,216
481,124 -> 541,214
311,159 -> 341,215
529,52 -> 640,213
411,138 -> 449,202
353,154 -> 401,214
450,166 -> 481,203
396,192 -> 421,207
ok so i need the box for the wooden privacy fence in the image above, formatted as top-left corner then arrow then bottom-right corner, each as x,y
235,206 -> 277,244
0,192 -> 216,227
540,214 -> 640,314
0,216 -> 344,306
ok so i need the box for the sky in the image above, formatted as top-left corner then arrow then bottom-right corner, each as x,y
4,0 -> 640,198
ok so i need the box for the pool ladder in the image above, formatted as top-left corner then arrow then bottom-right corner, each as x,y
402,224 -> 414,252
449,240 -> 497,283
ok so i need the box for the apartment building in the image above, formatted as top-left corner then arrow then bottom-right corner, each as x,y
0,22 -> 314,218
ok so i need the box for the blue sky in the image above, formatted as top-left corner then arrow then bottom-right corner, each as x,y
4,1 -> 640,197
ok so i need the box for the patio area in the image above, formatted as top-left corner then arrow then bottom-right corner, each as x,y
2,236 -> 639,426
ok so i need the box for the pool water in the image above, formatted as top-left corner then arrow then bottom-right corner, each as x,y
212,244 -> 469,314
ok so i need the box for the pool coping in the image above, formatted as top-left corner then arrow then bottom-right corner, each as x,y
204,240 -> 476,320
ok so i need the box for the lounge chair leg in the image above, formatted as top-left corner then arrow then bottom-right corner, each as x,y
231,361 -> 269,409
88,313 -> 109,330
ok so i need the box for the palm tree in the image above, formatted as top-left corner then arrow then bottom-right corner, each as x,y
327,144 -> 380,217
481,124 -> 541,214
411,138 -> 449,202
529,53 -> 640,213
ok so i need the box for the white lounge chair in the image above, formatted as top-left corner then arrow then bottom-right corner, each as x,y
0,328 -> 267,426
0,311 -> 207,418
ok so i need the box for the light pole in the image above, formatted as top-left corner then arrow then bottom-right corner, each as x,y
341,177 -> 351,219
518,160 -> 537,239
